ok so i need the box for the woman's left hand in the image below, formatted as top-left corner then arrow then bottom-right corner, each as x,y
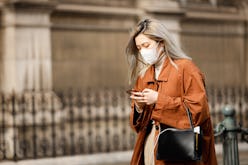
141,88 -> 158,105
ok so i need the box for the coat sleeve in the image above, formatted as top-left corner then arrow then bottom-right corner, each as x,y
182,68 -> 217,164
182,69 -> 210,127
129,77 -> 145,133
129,101 -> 144,133
152,64 -> 210,128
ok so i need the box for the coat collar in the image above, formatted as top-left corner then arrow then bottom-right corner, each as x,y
143,57 -> 172,83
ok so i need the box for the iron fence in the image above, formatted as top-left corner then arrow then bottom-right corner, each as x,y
0,86 -> 247,161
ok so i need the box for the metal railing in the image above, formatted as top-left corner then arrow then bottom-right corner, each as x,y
0,88 -> 135,161
0,86 -> 247,161
207,86 -> 248,143
214,105 -> 248,165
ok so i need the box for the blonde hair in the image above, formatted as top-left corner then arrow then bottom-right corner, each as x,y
126,18 -> 191,85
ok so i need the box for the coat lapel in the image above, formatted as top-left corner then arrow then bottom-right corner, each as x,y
143,57 -> 172,84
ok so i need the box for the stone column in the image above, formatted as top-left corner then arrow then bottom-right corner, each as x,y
242,1 -> 248,87
0,1 -> 56,93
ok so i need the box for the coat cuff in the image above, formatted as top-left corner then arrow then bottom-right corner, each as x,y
130,103 -> 144,131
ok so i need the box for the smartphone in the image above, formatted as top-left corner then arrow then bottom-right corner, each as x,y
126,89 -> 138,95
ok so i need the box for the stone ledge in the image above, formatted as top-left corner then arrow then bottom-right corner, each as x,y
55,4 -> 143,16
185,11 -> 244,22
4,0 -> 57,12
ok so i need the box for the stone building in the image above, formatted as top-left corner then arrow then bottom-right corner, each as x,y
1,1 -> 248,163
0,0 -> 248,93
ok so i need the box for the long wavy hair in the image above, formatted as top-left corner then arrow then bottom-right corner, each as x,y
125,18 -> 191,85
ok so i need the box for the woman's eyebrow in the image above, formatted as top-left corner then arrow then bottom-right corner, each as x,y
136,41 -> 150,48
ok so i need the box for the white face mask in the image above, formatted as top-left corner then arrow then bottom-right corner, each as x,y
140,43 -> 160,65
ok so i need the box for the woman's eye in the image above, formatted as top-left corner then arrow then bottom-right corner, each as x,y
136,42 -> 151,50
143,43 -> 150,48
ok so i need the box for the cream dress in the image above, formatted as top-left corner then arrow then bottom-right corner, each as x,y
144,57 -> 165,165
144,123 -> 157,165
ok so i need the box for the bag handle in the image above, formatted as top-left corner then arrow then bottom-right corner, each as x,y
180,71 -> 194,130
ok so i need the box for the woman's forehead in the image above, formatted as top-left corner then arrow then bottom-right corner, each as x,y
135,34 -> 155,45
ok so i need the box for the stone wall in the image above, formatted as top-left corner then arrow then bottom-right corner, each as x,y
180,8 -> 246,87
50,0 -> 248,90
51,11 -> 134,90
0,0 -> 248,92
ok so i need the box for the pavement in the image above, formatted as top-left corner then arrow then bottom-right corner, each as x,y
216,151 -> 248,165
0,143 -> 247,165
91,150 -> 248,165
102,151 -> 248,165
215,142 -> 248,165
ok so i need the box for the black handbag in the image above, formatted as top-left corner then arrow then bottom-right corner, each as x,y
156,103 -> 202,161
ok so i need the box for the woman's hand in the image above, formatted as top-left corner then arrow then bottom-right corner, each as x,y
130,88 -> 158,106
130,91 -> 146,110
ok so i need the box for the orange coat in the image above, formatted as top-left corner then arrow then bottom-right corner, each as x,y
129,58 -> 218,165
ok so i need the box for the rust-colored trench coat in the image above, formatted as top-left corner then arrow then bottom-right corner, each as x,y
129,58 -> 218,165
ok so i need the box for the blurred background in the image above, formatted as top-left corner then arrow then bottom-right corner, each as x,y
0,0 -> 248,165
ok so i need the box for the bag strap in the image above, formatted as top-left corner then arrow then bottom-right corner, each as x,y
183,102 -> 194,129
180,71 -> 194,129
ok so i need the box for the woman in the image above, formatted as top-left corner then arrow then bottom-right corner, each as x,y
126,18 -> 217,165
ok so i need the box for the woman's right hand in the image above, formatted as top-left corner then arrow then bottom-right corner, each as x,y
130,91 -> 146,110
